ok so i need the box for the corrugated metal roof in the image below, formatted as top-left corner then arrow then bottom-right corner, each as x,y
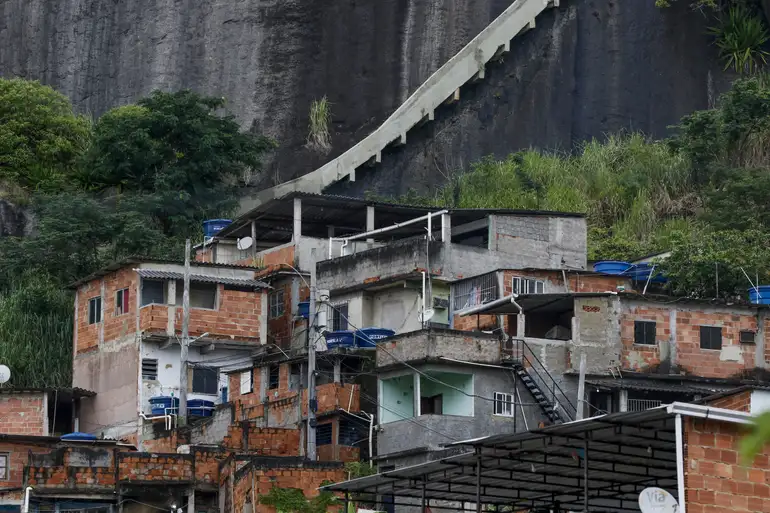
0,387 -> 96,398
585,378 -> 723,395
135,269 -> 268,288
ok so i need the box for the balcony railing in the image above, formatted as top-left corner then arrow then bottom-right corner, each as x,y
627,399 -> 662,412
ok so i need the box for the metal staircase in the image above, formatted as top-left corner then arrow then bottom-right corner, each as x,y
502,337 -> 577,424
239,0 -> 562,214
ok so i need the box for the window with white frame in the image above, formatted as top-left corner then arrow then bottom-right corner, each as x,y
269,290 -> 285,318
453,272 -> 498,310
115,288 -> 130,316
0,452 -> 7,480
493,392 -> 514,417
511,276 -> 545,295
240,369 -> 253,394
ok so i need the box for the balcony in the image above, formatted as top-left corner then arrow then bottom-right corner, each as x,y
376,328 -> 502,368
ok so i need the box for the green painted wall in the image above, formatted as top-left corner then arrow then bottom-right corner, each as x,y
419,371 -> 473,416
380,374 -> 414,424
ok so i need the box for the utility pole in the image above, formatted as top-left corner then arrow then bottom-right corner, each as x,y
179,239 -> 191,426
307,280 -> 317,461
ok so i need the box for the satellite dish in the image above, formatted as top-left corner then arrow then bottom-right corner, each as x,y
639,487 -> 679,513
0,365 -> 10,384
419,308 -> 435,323
237,237 -> 254,251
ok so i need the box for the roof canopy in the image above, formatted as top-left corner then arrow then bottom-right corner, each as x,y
135,269 -> 268,289
457,293 -> 612,317
325,404 -> 751,513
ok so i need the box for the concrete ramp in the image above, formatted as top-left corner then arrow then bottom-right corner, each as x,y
240,0 -> 560,214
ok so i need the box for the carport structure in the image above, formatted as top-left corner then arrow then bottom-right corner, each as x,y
325,403 -> 751,512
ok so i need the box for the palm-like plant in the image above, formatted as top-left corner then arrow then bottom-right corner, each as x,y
709,6 -> 770,75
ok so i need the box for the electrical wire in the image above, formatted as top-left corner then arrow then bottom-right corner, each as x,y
357,390 -> 459,442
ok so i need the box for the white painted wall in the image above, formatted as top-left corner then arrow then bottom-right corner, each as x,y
369,286 -> 423,334
750,390 -> 770,415
139,341 -> 251,413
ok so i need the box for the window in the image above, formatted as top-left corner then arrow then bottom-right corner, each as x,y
316,423 -> 333,446
175,281 -> 217,309
331,302 -> 349,331
700,326 -> 723,350
192,367 -> 218,395
268,365 -> 280,390
453,272 -> 498,310
511,277 -> 545,295
420,394 -> 443,415
740,330 -> 756,344
142,359 -> 158,380
339,419 -> 359,446
494,392 -> 514,417
115,288 -> 130,316
240,370 -> 253,394
634,321 -> 657,345
88,296 -> 102,325
141,279 -> 166,306
289,363 -> 306,391
269,290 -> 285,318
0,453 -> 7,480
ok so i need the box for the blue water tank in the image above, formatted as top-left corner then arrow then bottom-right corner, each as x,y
625,263 -> 668,284
593,261 -> 632,275
325,330 -> 355,349
354,327 -> 396,348
61,432 -> 97,441
188,399 -> 215,417
149,396 -> 179,415
298,301 -> 310,319
749,286 -> 770,305
203,219 -> 232,238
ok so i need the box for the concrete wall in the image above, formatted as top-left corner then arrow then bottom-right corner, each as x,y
368,285 -> 423,334
490,215 -> 586,270
377,362 -> 545,459
570,296 -> 622,374
73,335 -> 139,439
376,329 -> 501,368
139,341 -> 250,413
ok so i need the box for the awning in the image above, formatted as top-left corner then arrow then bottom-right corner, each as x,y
324,403 -> 751,512
586,378 -> 724,395
135,269 -> 268,289
457,293 -> 613,317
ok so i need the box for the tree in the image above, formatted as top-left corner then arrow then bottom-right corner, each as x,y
0,78 -> 90,191
703,167 -> 770,231
663,229 -> 770,299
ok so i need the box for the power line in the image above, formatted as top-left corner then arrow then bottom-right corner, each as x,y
357,390 -> 459,442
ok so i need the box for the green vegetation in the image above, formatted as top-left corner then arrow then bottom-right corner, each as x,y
374,76 -> 770,300
258,485 -> 337,513
307,96 -> 332,153
0,80 -> 270,388
709,6 -> 770,74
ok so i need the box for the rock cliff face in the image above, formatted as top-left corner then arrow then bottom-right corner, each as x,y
0,0 -> 735,198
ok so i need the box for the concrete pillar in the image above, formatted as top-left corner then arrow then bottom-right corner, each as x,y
187,489 -> 195,513
619,389 -> 628,413
487,216 -> 497,251
757,312 -> 767,368
260,291 -> 268,345
440,213 -> 451,242
167,280 -> 177,335
293,197 -> 302,242
517,314 -> 526,338
413,372 -> 421,417
251,220 -> 257,261
366,206 -> 375,248
669,309 -> 678,369
333,358 -> 342,384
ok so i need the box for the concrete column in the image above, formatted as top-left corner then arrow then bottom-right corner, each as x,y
757,312 -> 767,368
669,309 -> 678,369
98,279 -> 106,344
260,291 -> 268,345
517,314 -> 526,338
413,372 -> 421,417
440,213 -> 451,242
167,280 -> 177,335
187,489 -> 195,513
619,389 -> 628,413
487,215 -> 497,251
293,197 -> 302,242
366,206 -> 375,248
333,358 -> 342,384
251,220 -> 257,261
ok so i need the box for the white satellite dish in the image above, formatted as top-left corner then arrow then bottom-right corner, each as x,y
237,236 -> 254,251
419,308 -> 435,323
0,365 -> 10,384
639,487 -> 679,513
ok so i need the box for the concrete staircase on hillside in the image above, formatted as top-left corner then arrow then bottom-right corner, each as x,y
239,0 -> 561,213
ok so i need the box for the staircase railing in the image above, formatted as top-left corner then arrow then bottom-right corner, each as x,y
502,337 -> 577,422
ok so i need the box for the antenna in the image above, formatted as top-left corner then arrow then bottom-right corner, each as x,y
237,237 -> 254,251
0,365 -> 10,384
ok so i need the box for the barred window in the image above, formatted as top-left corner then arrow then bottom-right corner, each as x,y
453,273 -> 498,310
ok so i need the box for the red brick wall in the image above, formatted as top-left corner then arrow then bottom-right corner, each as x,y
118,453 -> 193,483
233,465 -> 345,513
706,390 -> 752,413
502,270 -> 634,295
27,465 -> 117,489
620,304 -> 759,377
0,392 -> 46,435
0,442 -> 52,488
193,448 -> 222,485
139,304 -> 168,332
267,278 -> 293,349
685,417 -> 770,513
234,245 -> 297,268
76,268 -> 137,353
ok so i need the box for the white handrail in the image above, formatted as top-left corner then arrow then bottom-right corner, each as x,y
239,0 -> 557,214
